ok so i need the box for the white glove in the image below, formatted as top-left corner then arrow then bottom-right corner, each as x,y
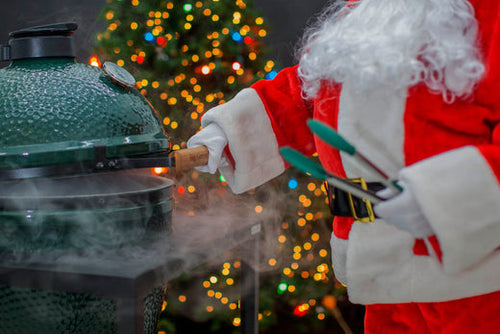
187,123 -> 229,174
374,182 -> 434,238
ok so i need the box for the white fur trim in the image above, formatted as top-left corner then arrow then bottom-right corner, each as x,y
344,222 -> 500,304
201,88 -> 285,194
400,146 -> 500,274
342,146 -> 500,303
330,233 -> 348,285
337,81 -> 407,180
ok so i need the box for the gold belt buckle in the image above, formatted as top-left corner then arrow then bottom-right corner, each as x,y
347,178 -> 376,223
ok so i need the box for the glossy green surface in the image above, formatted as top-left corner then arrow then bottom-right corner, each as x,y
0,285 -> 117,334
0,172 -> 174,253
0,285 -> 165,334
0,58 -> 169,168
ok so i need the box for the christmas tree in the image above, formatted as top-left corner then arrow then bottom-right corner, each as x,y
93,0 -> 277,147
93,0 -> 363,332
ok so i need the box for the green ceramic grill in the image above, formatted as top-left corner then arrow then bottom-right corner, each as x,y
0,22 -> 199,333
0,22 -> 172,173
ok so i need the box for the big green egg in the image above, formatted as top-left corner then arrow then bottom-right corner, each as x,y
0,23 -> 172,333
0,22 -> 170,170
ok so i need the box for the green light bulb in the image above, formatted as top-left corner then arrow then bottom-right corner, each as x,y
277,282 -> 288,295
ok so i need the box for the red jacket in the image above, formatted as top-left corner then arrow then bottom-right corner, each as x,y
201,0 -> 500,304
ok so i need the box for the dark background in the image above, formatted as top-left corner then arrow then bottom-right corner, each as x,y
0,0 -> 329,68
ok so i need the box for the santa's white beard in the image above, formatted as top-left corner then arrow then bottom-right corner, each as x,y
298,0 -> 485,102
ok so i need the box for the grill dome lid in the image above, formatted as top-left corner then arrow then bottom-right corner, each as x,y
0,23 -> 170,173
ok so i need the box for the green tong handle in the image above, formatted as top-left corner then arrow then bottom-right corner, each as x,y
307,119 -> 403,193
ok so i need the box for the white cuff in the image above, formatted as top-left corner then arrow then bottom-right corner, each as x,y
201,88 -> 285,194
330,233 -> 348,285
400,146 -> 500,274
346,221 -> 500,304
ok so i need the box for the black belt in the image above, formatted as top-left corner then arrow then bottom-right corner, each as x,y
326,180 -> 385,222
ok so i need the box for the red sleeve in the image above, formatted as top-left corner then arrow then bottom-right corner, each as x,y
472,0 -> 500,178
251,66 -> 316,157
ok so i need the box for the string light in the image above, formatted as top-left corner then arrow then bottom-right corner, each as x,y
231,32 -> 243,43
152,167 -> 167,175
201,65 -> 211,75
89,56 -> 101,67
266,70 -> 278,80
277,282 -> 288,295
293,304 -> 310,317
232,62 -> 241,71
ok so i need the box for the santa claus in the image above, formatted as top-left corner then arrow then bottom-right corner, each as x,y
187,0 -> 500,332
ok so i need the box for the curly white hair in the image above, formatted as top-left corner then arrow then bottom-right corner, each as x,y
297,0 -> 485,103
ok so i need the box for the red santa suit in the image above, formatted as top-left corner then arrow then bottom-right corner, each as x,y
197,0 -> 500,332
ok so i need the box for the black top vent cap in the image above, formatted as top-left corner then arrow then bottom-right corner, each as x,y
1,22 -> 78,61
9,22 -> 78,38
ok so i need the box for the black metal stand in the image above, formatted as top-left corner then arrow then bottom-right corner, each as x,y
0,214 -> 261,333
241,227 -> 260,334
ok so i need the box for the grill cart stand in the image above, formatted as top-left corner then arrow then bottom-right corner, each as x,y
0,213 -> 261,334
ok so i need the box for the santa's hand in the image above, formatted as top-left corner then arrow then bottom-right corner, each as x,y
187,123 -> 229,174
374,183 -> 434,238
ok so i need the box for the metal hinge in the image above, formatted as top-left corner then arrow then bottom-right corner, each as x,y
0,44 -> 10,61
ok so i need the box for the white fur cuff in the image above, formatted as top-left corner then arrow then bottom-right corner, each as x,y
400,146 -> 500,274
201,88 -> 285,194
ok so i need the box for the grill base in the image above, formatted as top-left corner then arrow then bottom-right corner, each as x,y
0,284 -> 165,334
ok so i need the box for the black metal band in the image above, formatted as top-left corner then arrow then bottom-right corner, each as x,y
8,35 -> 75,60
0,147 -> 175,181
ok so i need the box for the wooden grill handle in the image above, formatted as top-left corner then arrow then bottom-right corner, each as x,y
170,146 -> 209,173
